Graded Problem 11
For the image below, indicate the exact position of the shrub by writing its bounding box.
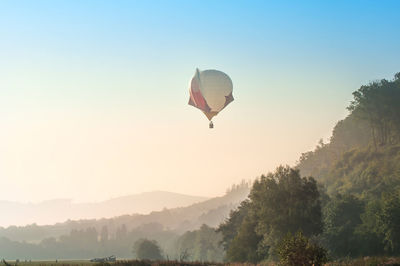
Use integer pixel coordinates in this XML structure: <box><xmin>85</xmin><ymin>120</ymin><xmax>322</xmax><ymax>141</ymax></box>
<box><xmin>276</xmin><ymin>231</ymin><xmax>328</xmax><ymax>266</ymax></box>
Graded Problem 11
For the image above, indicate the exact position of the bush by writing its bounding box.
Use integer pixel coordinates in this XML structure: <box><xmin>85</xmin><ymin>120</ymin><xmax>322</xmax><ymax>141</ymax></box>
<box><xmin>276</xmin><ymin>231</ymin><xmax>328</xmax><ymax>266</ymax></box>
<box><xmin>133</xmin><ymin>239</ymin><xmax>163</xmax><ymax>260</ymax></box>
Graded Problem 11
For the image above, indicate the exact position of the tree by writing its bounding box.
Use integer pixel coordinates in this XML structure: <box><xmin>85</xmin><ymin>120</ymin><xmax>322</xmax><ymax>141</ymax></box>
<box><xmin>133</xmin><ymin>239</ymin><xmax>163</xmax><ymax>260</ymax></box>
<box><xmin>250</xmin><ymin>166</ymin><xmax>323</xmax><ymax>257</ymax></box>
<box><xmin>225</xmin><ymin>216</ymin><xmax>262</xmax><ymax>263</ymax></box>
<box><xmin>378</xmin><ymin>193</ymin><xmax>400</xmax><ymax>253</ymax></box>
<box><xmin>217</xmin><ymin>199</ymin><xmax>250</xmax><ymax>251</ymax></box>
<box><xmin>322</xmin><ymin>194</ymin><xmax>364</xmax><ymax>257</ymax></box>
<box><xmin>220</xmin><ymin>166</ymin><xmax>323</xmax><ymax>262</ymax></box>
<box><xmin>276</xmin><ymin>231</ymin><xmax>327</xmax><ymax>266</ymax></box>
<box><xmin>356</xmin><ymin>199</ymin><xmax>385</xmax><ymax>256</ymax></box>
<box><xmin>348</xmin><ymin>73</ymin><xmax>400</xmax><ymax>146</ymax></box>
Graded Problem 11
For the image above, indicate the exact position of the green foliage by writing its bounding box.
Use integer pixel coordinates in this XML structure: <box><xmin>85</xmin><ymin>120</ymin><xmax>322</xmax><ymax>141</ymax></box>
<box><xmin>297</xmin><ymin>73</ymin><xmax>400</xmax><ymax>198</ymax></box>
<box><xmin>298</xmin><ymin>114</ymin><xmax>371</xmax><ymax>180</ymax></box>
<box><xmin>276</xmin><ymin>231</ymin><xmax>328</xmax><ymax>266</ymax></box>
<box><xmin>378</xmin><ymin>193</ymin><xmax>400</xmax><ymax>253</ymax></box>
<box><xmin>218</xmin><ymin>71</ymin><xmax>400</xmax><ymax>262</ymax></box>
<box><xmin>322</xmin><ymin>194</ymin><xmax>364</xmax><ymax>257</ymax></box>
<box><xmin>250</xmin><ymin>166</ymin><xmax>323</xmax><ymax>257</ymax></box>
<box><xmin>219</xmin><ymin>166</ymin><xmax>323</xmax><ymax>262</ymax></box>
<box><xmin>326</xmin><ymin>145</ymin><xmax>400</xmax><ymax>198</ymax></box>
<box><xmin>225</xmin><ymin>216</ymin><xmax>263</xmax><ymax>263</ymax></box>
<box><xmin>133</xmin><ymin>239</ymin><xmax>163</xmax><ymax>260</ymax></box>
<box><xmin>348</xmin><ymin>74</ymin><xmax>400</xmax><ymax>146</ymax></box>
<box><xmin>217</xmin><ymin>200</ymin><xmax>250</xmax><ymax>251</ymax></box>
<box><xmin>219</xmin><ymin>72</ymin><xmax>400</xmax><ymax>262</ymax></box>
<box><xmin>322</xmin><ymin>191</ymin><xmax>400</xmax><ymax>258</ymax></box>
<box><xmin>295</xmin><ymin>72</ymin><xmax>400</xmax><ymax>260</ymax></box>
<box><xmin>355</xmin><ymin>199</ymin><xmax>385</xmax><ymax>256</ymax></box>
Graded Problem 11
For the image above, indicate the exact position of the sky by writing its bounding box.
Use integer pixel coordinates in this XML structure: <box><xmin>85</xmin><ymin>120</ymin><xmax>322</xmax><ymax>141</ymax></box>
<box><xmin>0</xmin><ymin>0</ymin><xmax>399</xmax><ymax>203</ymax></box>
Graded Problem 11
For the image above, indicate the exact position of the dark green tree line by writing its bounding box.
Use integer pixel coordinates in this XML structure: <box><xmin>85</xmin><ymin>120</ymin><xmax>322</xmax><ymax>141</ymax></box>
<box><xmin>218</xmin><ymin>166</ymin><xmax>323</xmax><ymax>263</ymax></box>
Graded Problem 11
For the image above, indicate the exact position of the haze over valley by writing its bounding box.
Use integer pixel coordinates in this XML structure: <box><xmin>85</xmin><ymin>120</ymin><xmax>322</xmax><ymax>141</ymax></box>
<box><xmin>0</xmin><ymin>191</ymin><xmax>208</xmax><ymax>227</ymax></box>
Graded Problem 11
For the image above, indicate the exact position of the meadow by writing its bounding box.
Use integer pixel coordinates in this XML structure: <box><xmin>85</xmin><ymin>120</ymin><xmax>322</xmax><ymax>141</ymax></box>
<box><xmin>4</xmin><ymin>257</ymin><xmax>400</xmax><ymax>266</ymax></box>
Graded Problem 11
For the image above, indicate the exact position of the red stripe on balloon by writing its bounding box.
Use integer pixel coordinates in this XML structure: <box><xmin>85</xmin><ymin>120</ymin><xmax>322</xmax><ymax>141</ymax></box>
<box><xmin>190</xmin><ymin>78</ymin><xmax>207</xmax><ymax>111</ymax></box>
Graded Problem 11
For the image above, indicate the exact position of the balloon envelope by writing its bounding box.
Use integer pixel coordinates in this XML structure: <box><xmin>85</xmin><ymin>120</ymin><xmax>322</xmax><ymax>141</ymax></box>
<box><xmin>188</xmin><ymin>68</ymin><xmax>233</xmax><ymax>121</ymax></box>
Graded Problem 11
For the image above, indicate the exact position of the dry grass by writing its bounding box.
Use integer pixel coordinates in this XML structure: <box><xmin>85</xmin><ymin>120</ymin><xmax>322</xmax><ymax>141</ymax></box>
<box><xmin>4</xmin><ymin>257</ymin><xmax>400</xmax><ymax>266</ymax></box>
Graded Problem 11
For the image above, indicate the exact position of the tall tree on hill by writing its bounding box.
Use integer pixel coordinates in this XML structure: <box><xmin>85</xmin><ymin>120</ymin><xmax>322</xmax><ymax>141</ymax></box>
<box><xmin>348</xmin><ymin>73</ymin><xmax>400</xmax><ymax>147</ymax></box>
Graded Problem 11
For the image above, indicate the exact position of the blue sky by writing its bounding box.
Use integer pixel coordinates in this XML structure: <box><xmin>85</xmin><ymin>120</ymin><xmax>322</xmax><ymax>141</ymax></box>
<box><xmin>0</xmin><ymin>1</ymin><xmax>399</xmax><ymax>204</ymax></box>
<box><xmin>1</xmin><ymin>1</ymin><xmax>399</xmax><ymax>101</ymax></box>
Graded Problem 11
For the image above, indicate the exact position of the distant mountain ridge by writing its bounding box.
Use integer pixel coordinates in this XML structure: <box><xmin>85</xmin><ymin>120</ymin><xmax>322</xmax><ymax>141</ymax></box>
<box><xmin>0</xmin><ymin>184</ymin><xmax>250</xmax><ymax>243</ymax></box>
<box><xmin>0</xmin><ymin>191</ymin><xmax>208</xmax><ymax>227</ymax></box>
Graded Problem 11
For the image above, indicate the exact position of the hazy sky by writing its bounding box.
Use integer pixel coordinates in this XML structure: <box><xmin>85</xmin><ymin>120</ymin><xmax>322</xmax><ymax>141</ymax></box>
<box><xmin>0</xmin><ymin>1</ymin><xmax>399</xmax><ymax>203</ymax></box>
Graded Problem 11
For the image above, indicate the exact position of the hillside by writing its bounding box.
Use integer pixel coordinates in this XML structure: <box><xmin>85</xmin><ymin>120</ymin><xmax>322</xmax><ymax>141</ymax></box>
<box><xmin>297</xmin><ymin>73</ymin><xmax>400</xmax><ymax>199</ymax></box>
<box><xmin>0</xmin><ymin>183</ymin><xmax>250</xmax><ymax>243</ymax></box>
<box><xmin>216</xmin><ymin>73</ymin><xmax>400</xmax><ymax>263</ymax></box>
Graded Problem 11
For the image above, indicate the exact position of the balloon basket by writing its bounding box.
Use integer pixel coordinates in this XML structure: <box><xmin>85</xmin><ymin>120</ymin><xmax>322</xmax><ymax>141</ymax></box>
<box><xmin>209</xmin><ymin>121</ymin><xmax>214</xmax><ymax>129</ymax></box>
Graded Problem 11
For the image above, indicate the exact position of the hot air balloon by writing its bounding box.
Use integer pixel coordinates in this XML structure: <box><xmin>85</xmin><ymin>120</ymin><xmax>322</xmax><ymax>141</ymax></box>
<box><xmin>188</xmin><ymin>68</ymin><xmax>234</xmax><ymax>128</ymax></box>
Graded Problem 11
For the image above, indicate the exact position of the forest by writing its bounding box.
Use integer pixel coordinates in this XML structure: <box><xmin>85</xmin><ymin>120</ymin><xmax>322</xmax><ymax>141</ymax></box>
<box><xmin>0</xmin><ymin>183</ymin><xmax>250</xmax><ymax>261</ymax></box>
<box><xmin>216</xmin><ymin>72</ymin><xmax>400</xmax><ymax>264</ymax></box>
<box><xmin>1</xmin><ymin>73</ymin><xmax>400</xmax><ymax>265</ymax></box>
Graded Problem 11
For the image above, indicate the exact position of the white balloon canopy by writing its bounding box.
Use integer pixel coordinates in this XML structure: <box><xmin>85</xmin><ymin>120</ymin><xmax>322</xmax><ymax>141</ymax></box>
<box><xmin>188</xmin><ymin>68</ymin><xmax>234</xmax><ymax>127</ymax></box>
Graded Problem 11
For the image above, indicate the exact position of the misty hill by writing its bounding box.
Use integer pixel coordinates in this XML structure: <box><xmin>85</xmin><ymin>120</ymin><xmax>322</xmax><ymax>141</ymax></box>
<box><xmin>297</xmin><ymin>73</ymin><xmax>400</xmax><ymax>198</ymax></box>
<box><xmin>0</xmin><ymin>191</ymin><xmax>208</xmax><ymax>227</ymax></box>
<box><xmin>0</xmin><ymin>183</ymin><xmax>250</xmax><ymax>243</ymax></box>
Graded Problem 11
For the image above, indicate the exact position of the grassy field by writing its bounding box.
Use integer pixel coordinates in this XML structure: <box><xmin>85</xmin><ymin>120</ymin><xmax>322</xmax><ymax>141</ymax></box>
<box><xmin>2</xmin><ymin>261</ymin><xmax>95</xmax><ymax>266</ymax></box>
<box><xmin>3</xmin><ymin>257</ymin><xmax>400</xmax><ymax>266</ymax></box>
<box><xmin>1</xmin><ymin>260</ymin><xmax>224</xmax><ymax>266</ymax></box>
